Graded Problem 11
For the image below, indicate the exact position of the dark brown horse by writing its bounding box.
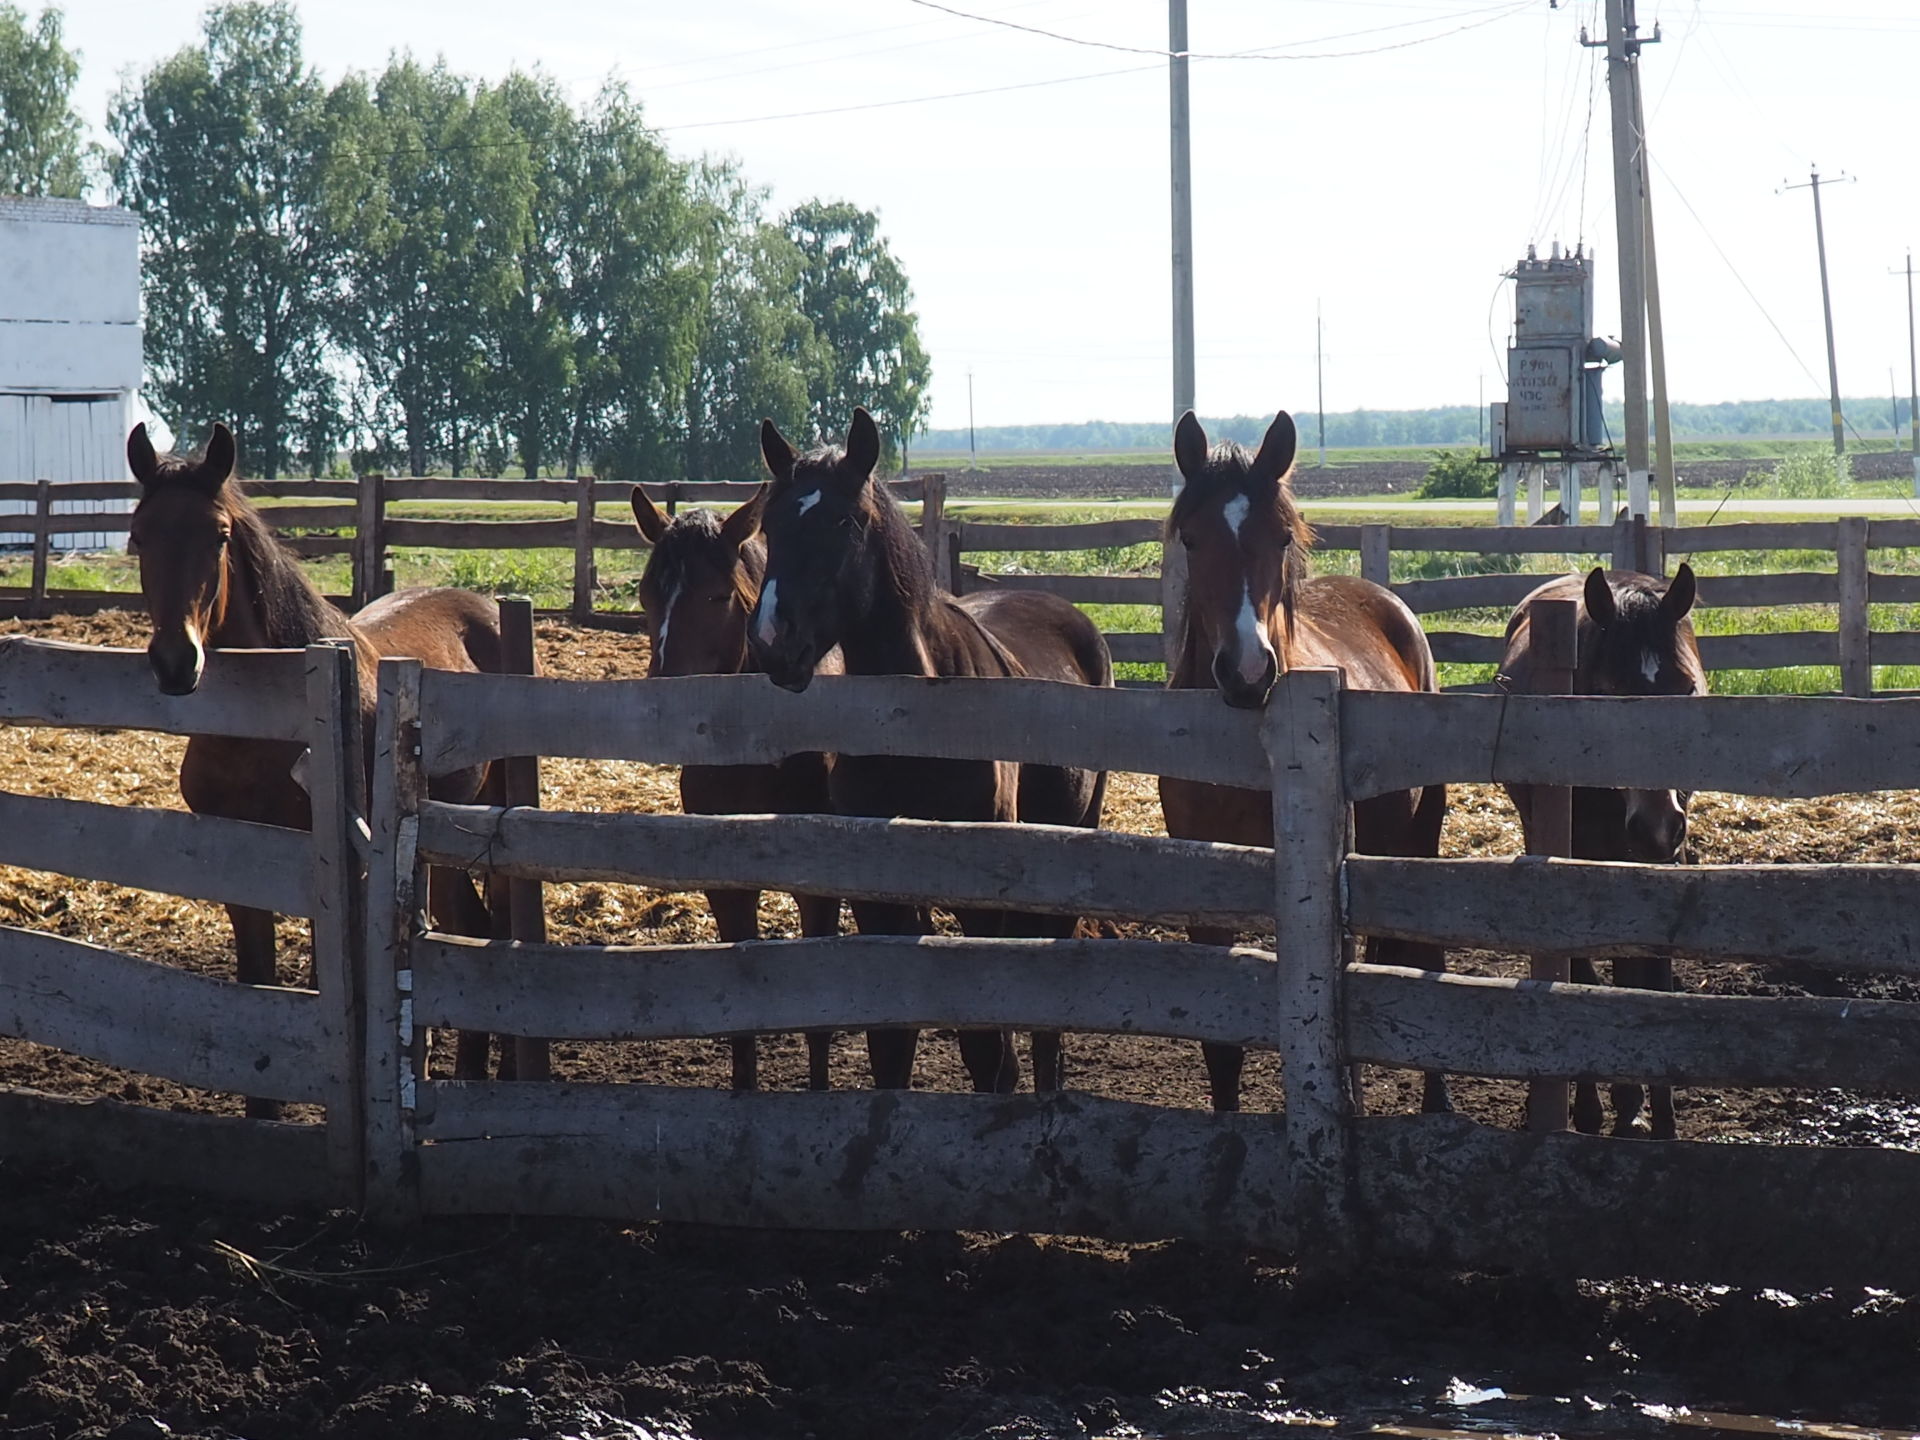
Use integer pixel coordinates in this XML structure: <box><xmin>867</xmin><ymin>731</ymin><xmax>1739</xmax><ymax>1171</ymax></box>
<box><xmin>1158</xmin><ymin>409</ymin><xmax>1451</xmax><ymax>1113</ymax></box>
<box><xmin>631</xmin><ymin>484</ymin><xmax>841</xmax><ymax>1092</ymax></box>
<box><xmin>1499</xmin><ymin>564</ymin><xmax>1704</xmax><ymax>1139</ymax></box>
<box><xmin>126</xmin><ymin>423</ymin><xmax>509</xmax><ymax>1113</ymax></box>
<box><xmin>748</xmin><ymin>408</ymin><xmax>1112</xmax><ymax>1094</ymax></box>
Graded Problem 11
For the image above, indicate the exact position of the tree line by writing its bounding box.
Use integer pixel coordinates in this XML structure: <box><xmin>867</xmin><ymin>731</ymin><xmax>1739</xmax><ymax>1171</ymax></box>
<box><xmin>1</xmin><ymin>2</ymin><xmax>931</xmax><ymax>480</ymax></box>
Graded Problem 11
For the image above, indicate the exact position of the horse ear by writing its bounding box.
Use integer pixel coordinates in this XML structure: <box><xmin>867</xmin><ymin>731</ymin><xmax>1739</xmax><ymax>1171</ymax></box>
<box><xmin>1173</xmin><ymin>411</ymin><xmax>1208</xmax><ymax>482</ymax></box>
<box><xmin>1250</xmin><ymin>410</ymin><xmax>1298</xmax><ymax>485</ymax></box>
<box><xmin>630</xmin><ymin>485</ymin><xmax>669</xmax><ymax>544</ymax></box>
<box><xmin>760</xmin><ymin>419</ymin><xmax>796</xmax><ymax>480</ymax></box>
<box><xmin>201</xmin><ymin>423</ymin><xmax>236</xmax><ymax>490</ymax></box>
<box><xmin>1583</xmin><ymin>567</ymin><xmax>1617</xmax><ymax>629</ymax></box>
<box><xmin>1661</xmin><ymin>562</ymin><xmax>1697</xmax><ymax>622</ymax></box>
<box><xmin>720</xmin><ymin>484</ymin><xmax>767</xmax><ymax>549</ymax></box>
<box><xmin>843</xmin><ymin>408</ymin><xmax>881</xmax><ymax>483</ymax></box>
<box><xmin>127</xmin><ymin>424</ymin><xmax>159</xmax><ymax>486</ymax></box>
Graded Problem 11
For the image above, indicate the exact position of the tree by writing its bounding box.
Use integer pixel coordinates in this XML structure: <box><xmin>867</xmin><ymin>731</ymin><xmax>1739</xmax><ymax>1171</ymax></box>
<box><xmin>784</xmin><ymin>199</ymin><xmax>931</xmax><ymax>466</ymax></box>
<box><xmin>0</xmin><ymin>4</ymin><xmax>86</xmax><ymax>197</ymax></box>
<box><xmin>111</xmin><ymin>2</ymin><xmax>340</xmax><ymax>478</ymax></box>
<box><xmin>678</xmin><ymin>161</ymin><xmax>824</xmax><ymax>481</ymax></box>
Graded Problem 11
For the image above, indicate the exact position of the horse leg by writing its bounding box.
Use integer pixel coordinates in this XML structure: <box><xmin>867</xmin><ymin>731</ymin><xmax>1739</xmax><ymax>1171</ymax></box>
<box><xmin>228</xmin><ymin>905</ymin><xmax>283</xmax><ymax>1121</ymax></box>
<box><xmin>1569</xmin><ymin>956</ymin><xmax>1607</xmax><ymax>1135</ymax></box>
<box><xmin>795</xmin><ymin>892</ymin><xmax>841</xmax><ymax>1091</ymax></box>
<box><xmin>707</xmin><ymin>889</ymin><xmax>762</xmax><ymax>1092</ymax></box>
<box><xmin>1187</xmin><ymin>924</ymin><xmax>1245</xmax><ymax>1112</ymax></box>
<box><xmin>1609</xmin><ymin>954</ymin><xmax>1676</xmax><ymax>1139</ymax></box>
<box><xmin>850</xmin><ymin>900</ymin><xmax>926</xmax><ymax>1089</ymax></box>
<box><xmin>951</xmin><ymin>907</ymin><xmax>1021</xmax><ymax>1095</ymax></box>
<box><xmin>429</xmin><ymin>866</ymin><xmax>497</xmax><ymax>1082</ymax></box>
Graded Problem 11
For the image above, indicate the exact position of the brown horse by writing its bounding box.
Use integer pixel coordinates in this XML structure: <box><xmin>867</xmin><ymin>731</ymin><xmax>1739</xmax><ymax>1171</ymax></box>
<box><xmin>1158</xmin><ymin>409</ymin><xmax>1451</xmax><ymax>1114</ymax></box>
<box><xmin>748</xmin><ymin>408</ymin><xmax>1112</xmax><ymax>1094</ymax></box>
<box><xmin>1499</xmin><ymin>564</ymin><xmax>1703</xmax><ymax>1139</ymax></box>
<box><xmin>631</xmin><ymin>484</ymin><xmax>842</xmax><ymax>1092</ymax></box>
<box><xmin>126</xmin><ymin>422</ymin><xmax>509</xmax><ymax>1114</ymax></box>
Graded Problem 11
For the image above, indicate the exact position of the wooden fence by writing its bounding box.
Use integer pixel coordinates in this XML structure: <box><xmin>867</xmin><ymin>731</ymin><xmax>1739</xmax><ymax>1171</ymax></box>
<box><xmin>0</xmin><ymin>475</ymin><xmax>942</xmax><ymax>627</ymax></box>
<box><xmin>5</xmin><ymin>638</ymin><xmax>1920</xmax><ymax>1287</ymax></box>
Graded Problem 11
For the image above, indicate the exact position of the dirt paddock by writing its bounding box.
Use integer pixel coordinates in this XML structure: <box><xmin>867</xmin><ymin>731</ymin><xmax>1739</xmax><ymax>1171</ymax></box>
<box><xmin>3</xmin><ymin>608</ymin><xmax>1919</xmax><ymax>1438</ymax></box>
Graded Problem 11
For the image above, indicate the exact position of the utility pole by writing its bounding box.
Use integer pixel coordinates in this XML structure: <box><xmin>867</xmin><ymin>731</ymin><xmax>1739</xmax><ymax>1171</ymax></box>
<box><xmin>1584</xmin><ymin>0</ymin><xmax>1658</xmax><ymax>517</ymax></box>
<box><xmin>1895</xmin><ymin>251</ymin><xmax>1919</xmax><ymax>477</ymax></box>
<box><xmin>1169</xmin><ymin>0</ymin><xmax>1195</xmax><ymax>484</ymax></box>
<box><xmin>967</xmin><ymin>369</ymin><xmax>976</xmax><ymax>469</ymax></box>
<box><xmin>1316</xmin><ymin>302</ymin><xmax>1327</xmax><ymax>467</ymax></box>
<box><xmin>1633</xmin><ymin>72</ymin><xmax>1677</xmax><ymax>527</ymax></box>
<box><xmin>1782</xmin><ymin>168</ymin><xmax>1852</xmax><ymax>457</ymax></box>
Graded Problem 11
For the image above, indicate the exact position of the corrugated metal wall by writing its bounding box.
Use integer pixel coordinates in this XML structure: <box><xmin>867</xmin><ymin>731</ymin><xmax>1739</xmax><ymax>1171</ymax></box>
<box><xmin>0</xmin><ymin>393</ymin><xmax>133</xmax><ymax>551</ymax></box>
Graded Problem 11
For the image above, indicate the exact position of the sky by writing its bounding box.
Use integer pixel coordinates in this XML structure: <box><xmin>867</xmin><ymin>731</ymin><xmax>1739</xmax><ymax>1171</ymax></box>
<box><xmin>58</xmin><ymin>0</ymin><xmax>1920</xmax><ymax>434</ymax></box>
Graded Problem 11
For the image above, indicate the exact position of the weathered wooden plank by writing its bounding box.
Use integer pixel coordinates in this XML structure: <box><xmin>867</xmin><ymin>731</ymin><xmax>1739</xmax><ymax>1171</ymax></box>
<box><xmin>0</xmin><ymin>636</ymin><xmax>310</xmax><ymax>741</ymax></box>
<box><xmin>418</xmin><ymin>671</ymin><xmax>1268</xmax><ymax>787</ymax></box>
<box><xmin>0</xmin><ymin>588</ymin><xmax>141</xmax><ymax>617</ymax></box>
<box><xmin>1264</xmin><ymin>668</ymin><xmax>1357</xmax><ymax>1251</ymax></box>
<box><xmin>1102</xmin><ymin>632</ymin><xmax>1164</xmax><ymax>664</ymax></box>
<box><xmin>1345</xmin><ymin>854</ymin><xmax>1920</xmax><ymax>973</ymax></box>
<box><xmin>963</xmin><ymin>570</ymin><xmax>1164</xmax><ymax>605</ymax></box>
<box><xmin>243</xmin><ymin>479</ymin><xmax>360</xmax><ymax>500</ymax></box>
<box><xmin>1391</xmin><ymin>572</ymin><xmax>1567</xmax><ymax>614</ymax></box>
<box><xmin>1869</xmin><ymin>630</ymin><xmax>1920</xmax><ymax>666</ymax></box>
<box><xmin>0</xmin><ymin>925</ymin><xmax>330</xmax><ymax>1102</ymax></box>
<box><xmin>412</xmin><ymin>933</ymin><xmax>1275</xmax><ymax>1046</ymax></box>
<box><xmin>957</xmin><ymin>518</ymin><xmax>1163</xmax><ymax>552</ymax></box>
<box><xmin>1314</xmin><ymin>524</ymin><xmax>1617</xmax><ymax>555</ymax></box>
<box><xmin>1839</xmin><ymin>516</ymin><xmax>1871</xmax><ymax>696</ymax></box>
<box><xmin>281</xmin><ymin>534</ymin><xmax>355</xmax><ymax>558</ymax></box>
<box><xmin>0</xmin><ymin>480</ymin><xmax>141</xmax><ymax>503</ymax></box>
<box><xmin>1868</xmin><ymin>519</ymin><xmax>1920</xmax><ymax>549</ymax></box>
<box><xmin>413</xmin><ymin>1084</ymin><xmax>1293</xmax><ymax>1247</ymax></box>
<box><xmin>385</xmin><ymin>477</ymin><xmax>577</xmax><ymax>502</ymax></box>
<box><xmin>0</xmin><ymin>791</ymin><xmax>312</xmax><ymax>916</ymax></box>
<box><xmin>1356</xmin><ymin>1112</ymin><xmax>1920</xmax><ymax>1290</ymax></box>
<box><xmin>416</xmin><ymin>805</ymin><xmax>1273</xmax><ymax>927</ymax></box>
<box><xmin>383</xmin><ymin>517</ymin><xmax>577</xmax><ymax>549</ymax></box>
<box><xmin>1340</xmin><ymin>689</ymin><xmax>1920</xmax><ymax>799</ymax></box>
<box><xmin>1696</xmin><ymin>570</ymin><xmax>1839</xmax><ymax>608</ymax></box>
<box><xmin>259</xmin><ymin>503</ymin><xmax>358</xmax><ymax>529</ymax></box>
<box><xmin>0</xmin><ymin>1085</ymin><xmax>348</xmax><ymax>1208</ymax></box>
<box><xmin>1346</xmin><ymin>962</ymin><xmax>1920</xmax><ymax>1090</ymax></box>
<box><xmin>571</xmin><ymin>473</ymin><xmax>597</xmax><ymax>621</ymax></box>
<box><xmin>1424</xmin><ymin>630</ymin><xmax>1505</xmax><ymax>664</ymax></box>
<box><xmin>43</xmin><ymin>510</ymin><xmax>132</xmax><ymax>534</ymax></box>
<box><xmin>1663</xmin><ymin>520</ymin><xmax>1841</xmax><ymax>552</ymax></box>
<box><xmin>1697</xmin><ymin>629</ymin><xmax>1838</xmax><ymax>670</ymax></box>
<box><xmin>1870</xmin><ymin>572</ymin><xmax>1920</xmax><ymax>604</ymax></box>
<box><xmin>27</xmin><ymin>478</ymin><xmax>51</xmax><ymax>619</ymax></box>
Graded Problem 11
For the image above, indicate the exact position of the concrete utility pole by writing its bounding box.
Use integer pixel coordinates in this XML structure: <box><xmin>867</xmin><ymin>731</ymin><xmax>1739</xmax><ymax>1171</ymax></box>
<box><xmin>1783</xmin><ymin>168</ymin><xmax>1852</xmax><ymax>456</ymax></box>
<box><xmin>1316</xmin><ymin>302</ymin><xmax>1327</xmax><ymax>467</ymax></box>
<box><xmin>1632</xmin><ymin>72</ymin><xmax>1677</xmax><ymax>526</ymax></box>
<box><xmin>1169</xmin><ymin>0</ymin><xmax>1195</xmax><ymax>475</ymax></box>
<box><xmin>1896</xmin><ymin>251</ymin><xmax>1919</xmax><ymax>487</ymax></box>
<box><xmin>1587</xmin><ymin>0</ymin><xmax>1656</xmax><ymax>515</ymax></box>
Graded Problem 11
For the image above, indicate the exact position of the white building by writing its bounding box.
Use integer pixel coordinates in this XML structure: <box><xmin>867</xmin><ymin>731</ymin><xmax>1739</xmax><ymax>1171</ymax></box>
<box><xmin>0</xmin><ymin>196</ymin><xmax>158</xmax><ymax>550</ymax></box>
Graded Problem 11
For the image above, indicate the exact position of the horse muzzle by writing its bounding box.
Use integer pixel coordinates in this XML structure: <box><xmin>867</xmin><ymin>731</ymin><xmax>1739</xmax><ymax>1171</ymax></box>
<box><xmin>148</xmin><ymin>634</ymin><xmax>205</xmax><ymax>696</ymax></box>
<box><xmin>1212</xmin><ymin>649</ymin><xmax>1277</xmax><ymax>709</ymax></box>
<box><xmin>1624</xmin><ymin>792</ymin><xmax>1688</xmax><ymax>862</ymax></box>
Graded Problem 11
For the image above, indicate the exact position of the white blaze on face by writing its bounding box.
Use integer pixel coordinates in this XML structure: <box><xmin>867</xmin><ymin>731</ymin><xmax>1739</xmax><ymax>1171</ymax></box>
<box><xmin>1220</xmin><ymin>494</ymin><xmax>1250</xmax><ymax>537</ymax></box>
<box><xmin>1217</xmin><ymin>494</ymin><xmax>1271</xmax><ymax>685</ymax></box>
<box><xmin>1641</xmin><ymin>650</ymin><xmax>1661</xmax><ymax>684</ymax></box>
<box><xmin>796</xmin><ymin>489</ymin><xmax>820</xmax><ymax>517</ymax></box>
<box><xmin>654</xmin><ymin>584</ymin><xmax>679</xmax><ymax>666</ymax></box>
<box><xmin>754</xmin><ymin>578</ymin><xmax>782</xmax><ymax>648</ymax></box>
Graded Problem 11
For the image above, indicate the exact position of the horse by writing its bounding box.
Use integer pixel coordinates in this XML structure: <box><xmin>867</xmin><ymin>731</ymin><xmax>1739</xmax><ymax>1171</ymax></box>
<box><xmin>631</xmin><ymin>484</ymin><xmax>842</xmax><ymax>1092</ymax></box>
<box><xmin>1498</xmin><ymin>564</ymin><xmax>1703</xmax><ymax>1140</ymax></box>
<box><xmin>126</xmin><ymin>422</ymin><xmax>510</xmax><ymax>1115</ymax></box>
<box><xmin>747</xmin><ymin>408</ymin><xmax>1112</xmax><ymax>1094</ymax></box>
<box><xmin>1158</xmin><ymin>409</ymin><xmax>1451</xmax><ymax>1115</ymax></box>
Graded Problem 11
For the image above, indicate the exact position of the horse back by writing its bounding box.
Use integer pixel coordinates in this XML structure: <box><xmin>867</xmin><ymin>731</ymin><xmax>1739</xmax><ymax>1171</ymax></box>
<box><xmin>1288</xmin><ymin>575</ymin><xmax>1434</xmax><ymax>694</ymax></box>
<box><xmin>951</xmin><ymin>590</ymin><xmax>1113</xmax><ymax>687</ymax></box>
<box><xmin>353</xmin><ymin>587</ymin><xmax>507</xmax><ymax>676</ymax></box>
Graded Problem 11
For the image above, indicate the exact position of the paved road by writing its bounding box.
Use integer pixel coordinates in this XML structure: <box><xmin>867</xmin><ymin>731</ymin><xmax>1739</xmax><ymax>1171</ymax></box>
<box><xmin>954</xmin><ymin>495</ymin><xmax>1920</xmax><ymax>517</ymax></box>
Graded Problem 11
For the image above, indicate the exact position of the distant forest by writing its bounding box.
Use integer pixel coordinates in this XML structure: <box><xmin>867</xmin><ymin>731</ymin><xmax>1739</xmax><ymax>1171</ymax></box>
<box><xmin>919</xmin><ymin>397</ymin><xmax>1916</xmax><ymax>454</ymax></box>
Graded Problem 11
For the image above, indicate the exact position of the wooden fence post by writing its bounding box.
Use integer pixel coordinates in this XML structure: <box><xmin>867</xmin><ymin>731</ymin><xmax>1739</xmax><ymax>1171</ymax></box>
<box><xmin>305</xmin><ymin>639</ymin><xmax>368</xmax><ymax>1204</ymax></box>
<box><xmin>1160</xmin><ymin>532</ymin><xmax>1188</xmax><ymax>671</ymax></box>
<box><xmin>354</xmin><ymin>473</ymin><xmax>387</xmax><ymax>607</ymax></box>
<box><xmin>572</xmin><ymin>473</ymin><xmax>597</xmax><ymax>623</ymax></box>
<box><xmin>1837</xmin><ymin>515</ymin><xmax>1870</xmax><ymax>697</ymax></box>
<box><xmin>1359</xmin><ymin>524</ymin><xmax>1391</xmax><ymax>589</ymax></box>
<box><xmin>27</xmin><ymin>478</ymin><xmax>52</xmax><ymax>620</ymax></box>
<box><xmin>1610</xmin><ymin>513</ymin><xmax>1636</xmax><ymax>574</ymax></box>
<box><xmin>1263</xmin><ymin>666</ymin><xmax>1358</xmax><ymax>1260</ymax></box>
<box><xmin>948</xmin><ymin>532</ymin><xmax>966</xmax><ymax>598</ymax></box>
<box><xmin>919</xmin><ymin>472</ymin><xmax>952</xmax><ymax>592</ymax></box>
<box><xmin>498</xmin><ymin>597</ymin><xmax>551</xmax><ymax>1081</ymax></box>
<box><xmin>363</xmin><ymin>656</ymin><xmax>426</xmax><ymax>1220</ymax></box>
<box><xmin>1526</xmin><ymin>597</ymin><xmax>1577</xmax><ymax>1133</ymax></box>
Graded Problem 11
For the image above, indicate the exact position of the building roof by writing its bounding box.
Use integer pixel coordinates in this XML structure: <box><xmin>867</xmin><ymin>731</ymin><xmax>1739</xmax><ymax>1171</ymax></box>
<box><xmin>0</xmin><ymin>197</ymin><xmax>138</xmax><ymax>227</ymax></box>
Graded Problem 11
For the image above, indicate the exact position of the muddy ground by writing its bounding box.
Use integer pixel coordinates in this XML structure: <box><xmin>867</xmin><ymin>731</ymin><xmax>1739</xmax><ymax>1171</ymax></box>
<box><xmin>3</xmin><ymin>610</ymin><xmax>1919</xmax><ymax>1438</ymax></box>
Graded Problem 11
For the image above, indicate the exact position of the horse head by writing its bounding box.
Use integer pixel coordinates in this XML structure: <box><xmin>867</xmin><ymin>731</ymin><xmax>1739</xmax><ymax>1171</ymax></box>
<box><xmin>127</xmin><ymin>422</ymin><xmax>240</xmax><ymax>696</ymax></box>
<box><xmin>1168</xmin><ymin>409</ymin><xmax>1313</xmax><ymax>708</ymax></box>
<box><xmin>632</xmin><ymin>486</ymin><xmax>767</xmax><ymax>679</ymax></box>
<box><xmin>749</xmin><ymin>408</ymin><xmax>885</xmax><ymax>693</ymax></box>
<box><xmin>1579</xmin><ymin>563</ymin><xmax>1703</xmax><ymax>861</ymax></box>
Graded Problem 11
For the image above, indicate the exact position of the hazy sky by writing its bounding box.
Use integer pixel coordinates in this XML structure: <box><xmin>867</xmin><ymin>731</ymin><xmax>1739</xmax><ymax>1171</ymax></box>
<box><xmin>61</xmin><ymin>1</ymin><xmax>1920</xmax><ymax>432</ymax></box>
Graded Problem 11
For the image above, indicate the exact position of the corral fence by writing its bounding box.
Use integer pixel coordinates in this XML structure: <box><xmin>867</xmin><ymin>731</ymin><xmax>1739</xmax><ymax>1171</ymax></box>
<box><xmin>5</xmin><ymin>634</ymin><xmax>1920</xmax><ymax>1290</ymax></box>
<box><xmin>0</xmin><ymin>474</ymin><xmax>945</xmax><ymax>630</ymax></box>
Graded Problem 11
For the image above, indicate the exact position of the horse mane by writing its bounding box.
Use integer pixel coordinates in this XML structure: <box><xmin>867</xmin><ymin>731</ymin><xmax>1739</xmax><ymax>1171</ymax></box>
<box><xmin>1596</xmin><ymin>573</ymin><xmax>1700</xmax><ymax>675</ymax></box>
<box><xmin>642</xmin><ymin>507</ymin><xmax>764</xmax><ymax>611</ymax></box>
<box><xmin>1166</xmin><ymin>438</ymin><xmax>1315</xmax><ymax>623</ymax></box>
<box><xmin>220</xmin><ymin>484</ymin><xmax>356</xmax><ymax>647</ymax></box>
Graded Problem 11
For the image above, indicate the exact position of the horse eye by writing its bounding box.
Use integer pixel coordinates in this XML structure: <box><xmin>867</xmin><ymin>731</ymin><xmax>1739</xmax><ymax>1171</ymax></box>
<box><xmin>213</xmin><ymin>532</ymin><xmax>230</xmax><ymax>549</ymax></box>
